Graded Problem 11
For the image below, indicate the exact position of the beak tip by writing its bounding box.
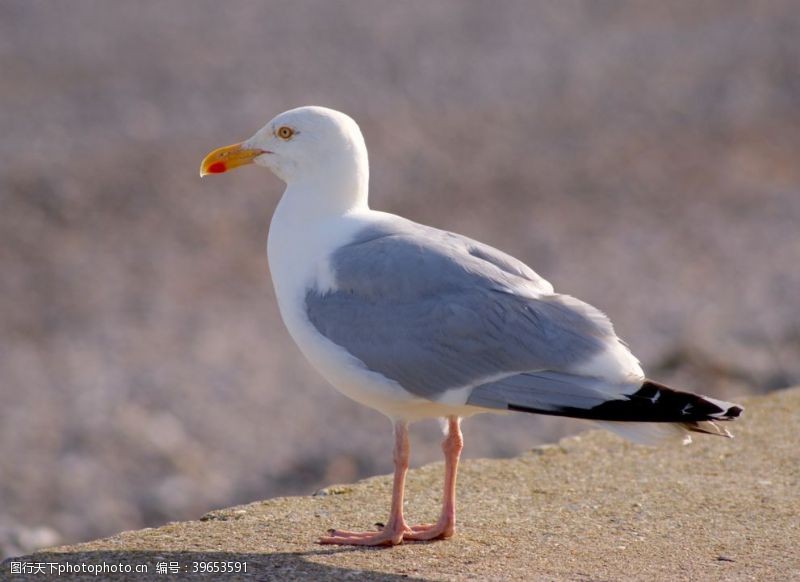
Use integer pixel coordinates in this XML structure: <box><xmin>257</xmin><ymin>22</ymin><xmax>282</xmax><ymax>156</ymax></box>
<box><xmin>199</xmin><ymin>141</ymin><xmax>255</xmax><ymax>179</ymax></box>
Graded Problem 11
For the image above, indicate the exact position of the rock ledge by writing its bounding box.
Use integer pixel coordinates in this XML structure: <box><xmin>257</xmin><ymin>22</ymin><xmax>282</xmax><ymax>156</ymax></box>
<box><xmin>4</xmin><ymin>388</ymin><xmax>799</xmax><ymax>581</ymax></box>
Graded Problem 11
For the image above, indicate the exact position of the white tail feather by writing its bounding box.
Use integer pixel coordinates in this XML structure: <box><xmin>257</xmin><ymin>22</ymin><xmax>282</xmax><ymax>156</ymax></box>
<box><xmin>596</xmin><ymin>421</ymin><xmax>693</xmax><ymax>446</ymax></box>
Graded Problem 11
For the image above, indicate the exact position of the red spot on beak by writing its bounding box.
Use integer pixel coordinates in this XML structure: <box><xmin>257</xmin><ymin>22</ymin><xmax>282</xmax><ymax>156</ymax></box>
<box><xmin>207</xmin><ymin>161</ymin><xmax>227</xmax><ymax>174</ymax></box>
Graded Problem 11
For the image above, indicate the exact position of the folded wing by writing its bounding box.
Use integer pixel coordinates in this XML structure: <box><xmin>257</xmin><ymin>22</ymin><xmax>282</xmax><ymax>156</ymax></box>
<box><xmin>306</xmin><ymin>216</ymin><xmax>639</xmax><ymax>400</ymax></box>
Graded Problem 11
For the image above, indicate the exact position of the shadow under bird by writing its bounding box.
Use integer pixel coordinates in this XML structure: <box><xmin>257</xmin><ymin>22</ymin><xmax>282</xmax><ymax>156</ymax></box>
<box><xmin>199</xmin><ymin>106</ymin><xmax>743</xmax><ymax>546</ymax></box>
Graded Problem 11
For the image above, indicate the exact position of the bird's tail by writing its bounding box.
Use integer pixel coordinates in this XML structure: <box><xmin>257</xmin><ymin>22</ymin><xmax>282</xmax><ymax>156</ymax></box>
<box><xmin>592</xmin><ymin>379</ymin><xmax>743</xmax><ymax>445</ymax></box>
<box><xmin>467</xmin><ymin>374</ymin><xmax>743</xmax><ymax>445</ymax></box>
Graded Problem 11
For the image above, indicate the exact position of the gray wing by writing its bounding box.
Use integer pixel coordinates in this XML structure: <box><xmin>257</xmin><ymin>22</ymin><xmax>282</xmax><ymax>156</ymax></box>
<box><xmin>305</xmin><ymin>217</ymin><xmax>622</xmax><ymax>402</ymax></box>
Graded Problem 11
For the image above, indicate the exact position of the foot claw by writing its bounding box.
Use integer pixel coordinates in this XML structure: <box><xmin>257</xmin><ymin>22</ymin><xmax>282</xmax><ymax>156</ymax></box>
<box><xmin>402</xmin><ymin>522</ymin><xmax>454</xmax><ymax>541</ymax></box>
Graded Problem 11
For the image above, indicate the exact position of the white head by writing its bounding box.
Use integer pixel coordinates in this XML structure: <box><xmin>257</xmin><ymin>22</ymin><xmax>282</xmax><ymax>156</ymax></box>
<box><xmin>200</xmin><ymin>106</ymin><xmax>370</xmax><ymax>213</ymax></box>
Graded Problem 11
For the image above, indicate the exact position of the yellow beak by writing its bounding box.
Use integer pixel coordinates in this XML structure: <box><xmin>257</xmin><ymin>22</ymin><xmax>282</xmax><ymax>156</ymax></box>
<box><xmin>199</xmin><ymin>142</ymin><xmax>267</xmax><ymax>177</ymax></box>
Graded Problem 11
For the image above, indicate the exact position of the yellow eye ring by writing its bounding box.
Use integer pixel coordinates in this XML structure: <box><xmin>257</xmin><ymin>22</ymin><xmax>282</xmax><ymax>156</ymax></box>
<box><xmin>276</xmin><ymin>126</ymin><xmax>294</xmax><ymax>140</ymax></box>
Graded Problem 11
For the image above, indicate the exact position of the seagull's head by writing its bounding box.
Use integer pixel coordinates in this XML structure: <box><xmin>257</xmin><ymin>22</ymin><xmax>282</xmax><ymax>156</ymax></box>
<box><xmin>200</xmin><ymin>106</ymin><xmax>368</xmax><ymax>186</ymax></box>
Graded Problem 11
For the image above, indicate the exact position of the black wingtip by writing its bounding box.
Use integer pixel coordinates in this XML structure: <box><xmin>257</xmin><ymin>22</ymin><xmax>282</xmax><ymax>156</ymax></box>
<box><xmin>552</xmin><ymin>379</ymin><xmax>744</xmax><ymax>423</ymax></box>
<box><xmin>725</xmin><ymin>405</ymin><xmax>744</xmax><ymax>419</ymax></box>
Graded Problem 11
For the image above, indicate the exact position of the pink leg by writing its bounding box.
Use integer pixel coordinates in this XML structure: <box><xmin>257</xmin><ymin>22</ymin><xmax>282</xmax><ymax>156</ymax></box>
<box><xmin>404</xmin><ymin>416</ymin><xmax>463</xmax><ymax>541</ymax></box>
<box><xmin>319</xmin><ymin>416</ymin><xmax>464</xmax><ymax>546</ymax></box>
<box><xmin>319</xmin><ymin>421</ymin><xmax>411</xmax><ymax>546</ymax></box>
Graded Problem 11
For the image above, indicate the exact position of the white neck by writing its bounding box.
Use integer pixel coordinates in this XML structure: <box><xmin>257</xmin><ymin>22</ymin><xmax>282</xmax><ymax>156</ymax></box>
<box><xmin>267</xmin><ymin>150</ymin><xmax>372</xmax><ymax>302</ymax></box>
<box><xmin>280</xmin><ymin>148</ymin><xmax>369</xmax><ymax>222</ymax></box>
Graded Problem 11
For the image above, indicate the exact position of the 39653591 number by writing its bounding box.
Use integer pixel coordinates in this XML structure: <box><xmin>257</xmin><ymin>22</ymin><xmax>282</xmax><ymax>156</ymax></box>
<box><xmin>191</xmin><ymin>561</ymin><xmax>247</xmax><ymax>573</ymax></box>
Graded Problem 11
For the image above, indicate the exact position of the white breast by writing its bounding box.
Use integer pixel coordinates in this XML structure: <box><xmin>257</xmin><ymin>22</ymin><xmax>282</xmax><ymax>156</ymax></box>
<box><xmin>267</xmin><ymin>201</ymin><xmax>442</xmax><ymax>419</ymax></box>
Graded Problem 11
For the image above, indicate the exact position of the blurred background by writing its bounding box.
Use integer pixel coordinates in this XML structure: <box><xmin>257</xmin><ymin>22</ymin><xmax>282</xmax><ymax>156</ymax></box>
<box><xmin>1</xmin><ymin>0</ymin><xmax>799</xmax><ymax>558</ymax></box>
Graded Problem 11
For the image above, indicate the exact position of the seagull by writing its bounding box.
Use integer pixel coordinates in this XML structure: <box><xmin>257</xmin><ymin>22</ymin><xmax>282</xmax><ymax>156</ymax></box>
<box><xmin>199</xmin><ymin>106</ymin><xmax>743</xmax><ymax>546</ymax></box>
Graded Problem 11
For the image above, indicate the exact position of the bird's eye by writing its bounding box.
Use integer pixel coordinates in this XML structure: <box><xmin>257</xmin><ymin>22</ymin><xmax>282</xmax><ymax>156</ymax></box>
<box><xmin>276</xmin><ymin>126</ymin><xmax>294</xmax><ymax>140</ymax></box>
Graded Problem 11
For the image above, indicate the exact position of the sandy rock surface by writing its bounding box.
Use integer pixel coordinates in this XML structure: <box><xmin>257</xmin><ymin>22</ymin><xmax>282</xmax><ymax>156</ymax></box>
<box><xmin>5</xmin><ymin>387</ymin><xmax>798</xmax><ymax>581</ymax></box>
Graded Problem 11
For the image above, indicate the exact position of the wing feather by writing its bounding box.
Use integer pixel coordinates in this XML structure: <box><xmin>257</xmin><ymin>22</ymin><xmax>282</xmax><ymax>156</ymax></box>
<box><xmin>306</xmin><ymin>218</ymin><xmax>632</xmax><ymax>401</ymax></box>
